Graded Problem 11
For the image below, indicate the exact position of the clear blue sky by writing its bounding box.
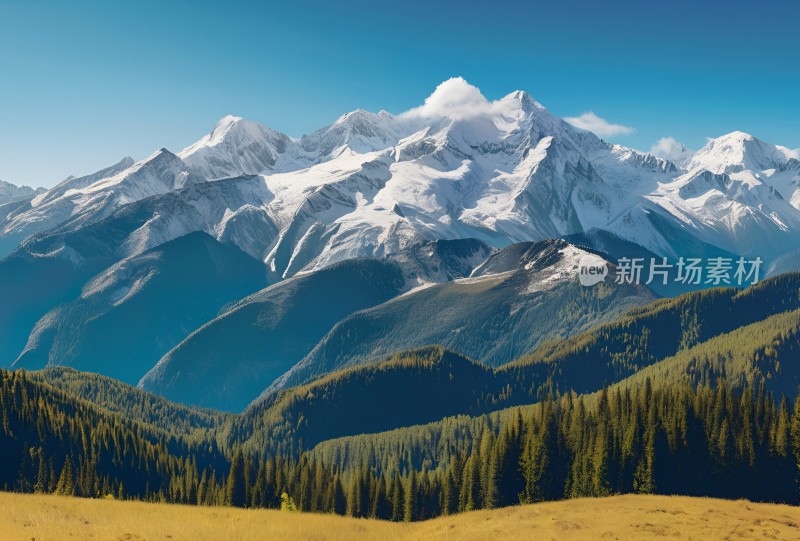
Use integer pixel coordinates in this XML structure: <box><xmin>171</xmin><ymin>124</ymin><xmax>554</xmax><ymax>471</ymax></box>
<box><xmin>1</xmin><ymin>0</ymin><xmax>798</xmax><ymax>187</ymax></box>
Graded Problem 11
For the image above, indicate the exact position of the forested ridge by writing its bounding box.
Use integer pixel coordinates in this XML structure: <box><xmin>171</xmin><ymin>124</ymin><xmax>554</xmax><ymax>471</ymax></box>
<box><xmin>310</xmin><ymin>308</ymin><xmax>800</xmax><ymax>476</ymax></box>
<box><xmin>1</xmin><ymin>272</ymin><xmax>800</xmax><ymax>520</ymax></box>
<box><xmin>230</xmin><ymin>272</ymin><xmax>800</xmax><ymax>457</ymax></box>
<box><xmin>6</xmin><ymin>368</ymin><xmax>800</xmax><ymax>520</ymax></box>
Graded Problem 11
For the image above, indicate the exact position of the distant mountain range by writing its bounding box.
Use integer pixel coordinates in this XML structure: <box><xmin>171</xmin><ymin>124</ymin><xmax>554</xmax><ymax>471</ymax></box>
<box><xmin>2</xmin><ymin>78</ymin><xmax>800</xmax><ymax>410</ymax></box>
<box><xmin>0</xmin><ymin>179</ymin><xmax>44</xmax><ymax>206</ymax></box>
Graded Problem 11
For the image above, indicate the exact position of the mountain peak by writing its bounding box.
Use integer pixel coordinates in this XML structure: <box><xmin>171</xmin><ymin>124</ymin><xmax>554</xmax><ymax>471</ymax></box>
<box><xmin>301</xmin><ymin>107</ymin><xmax>402</xmax><ymax>156</ymax></box>
<box><xmin>689</xmin><ymin>131</ymin><xmax>792</xmax><ymax>174</ymax></box>
<box><xmin>0</xmin><ymin>179</ymin><xmax>43</xmax><ymax>205</ymax></box>
<box><xmin>332</xmin><ymin>108</ymin><xmax>387</xmax><ymax>129</ymax></box>
<box><xmin>177</xmin><ymin>115</ymin><xmax>291</xmax><ymax>179</ymax></box>
<box><xmin>152</xmin><ymin>147</ymin><xmax>179</xmax><ymax>160</ymax></box>
<box><xmin>217</xmin><ymin>113</ymin><xmax>244</xmax><ymax>126</ymax></box>
<box><xmin>718</xmin><ymin>130</ymin><xmax>755</xmax><ymax>142</ymax></box>
<box><xmin>205</xmin><ymin>115</ymin><xmax>245</xmax><ymax>143</ymax></box>
<box><xmin>502</xmin><ymin>90</ymin><xmax>544</xmax><ymax>111</ymax></box>
<box><xmin>204</xmin><ymin>115</ymin><xmax>274</xmax><ymax>148</ymax></box>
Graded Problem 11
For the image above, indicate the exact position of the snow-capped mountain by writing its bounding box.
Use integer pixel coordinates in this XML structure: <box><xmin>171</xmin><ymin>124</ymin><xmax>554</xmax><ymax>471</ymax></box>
<box><xmin>688</xmin><ymin>131</ymin><xmax>800</xmax><ymax>209</ymax></box>
<box><xmin>632</xmin><ymin>132</ymin><xmax>800</xmax><ymax>260</ymax></box>
<box><xmin>3</xmin><ymin>77</ymin><xmax>800</xmax><ymax>409</ymax></box>
<box><xmin>178</xmin><ymin>115</ymin><xmax>293</xmax><ymax>179</ymax></box>
<box><xmin>2</xmin><ymin>77</ymin><xmax>800</xmax><ymax>285</ymax></box>
<box><xmin>0</xmin><ymin>179</ymin><xmax>45</xmax><ymax>205</ymax></box>
<box><xmin>689</xmin><ymin>131</ymin><xmax>797</xmax><ymax>175</ymax></box>
<box><xmin>0</xmin><ymin>151</ymin><xmax>201</xmax><ymax>259</ymax></box>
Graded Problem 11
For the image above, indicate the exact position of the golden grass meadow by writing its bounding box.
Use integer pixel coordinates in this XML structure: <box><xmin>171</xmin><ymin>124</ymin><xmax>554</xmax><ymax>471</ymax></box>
<box><xmin>3</xmin><ymin>491</ymin><xmax>800</xmax><ymax>541</ymax></box>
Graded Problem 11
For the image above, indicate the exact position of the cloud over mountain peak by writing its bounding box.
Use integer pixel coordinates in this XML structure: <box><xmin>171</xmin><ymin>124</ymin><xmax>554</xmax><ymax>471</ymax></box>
<box><xmin>402</xmin><ymin>77</ymin><xmax>493</xmax><ymax>120</ymax></box>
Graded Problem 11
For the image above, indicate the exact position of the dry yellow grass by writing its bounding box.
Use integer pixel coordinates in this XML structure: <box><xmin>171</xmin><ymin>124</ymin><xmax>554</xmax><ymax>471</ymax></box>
<box><xmin>3</xmin><ymin>491</ymin><xmax>800</xmax><ymax>541</ymax></box>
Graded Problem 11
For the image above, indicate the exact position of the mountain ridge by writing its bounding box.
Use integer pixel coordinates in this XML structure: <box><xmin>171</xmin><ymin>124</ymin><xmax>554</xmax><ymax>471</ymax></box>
<box><xmin>4</xmin><ymin>79</ymin><xmax>799</xmax><ymax>275</ymax></box>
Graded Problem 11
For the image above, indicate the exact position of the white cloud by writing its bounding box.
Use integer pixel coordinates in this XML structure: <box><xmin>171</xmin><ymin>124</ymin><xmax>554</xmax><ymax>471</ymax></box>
<box><xmin>563</xmin><ymin>111</ymin><xmax>634</xmax><ymax>137</ymax></box>
<box><xmin>649</xmin><ymin>136</ymin><xmax>695</xmax><ymax>167</ymax></box>
<box><xmin>403</xmin><ymin>79</ymin><xmax>637</xmax><ymax>142</ymax></box>
<box><xmin>650</xmin><ymin>136</ymin><xmax>682</xmax><ymax>157</ymax></box>
<box><xmin>402</xmin><ymin>77</ymin><xmax>493</xmax><ymax>120</ymax></box>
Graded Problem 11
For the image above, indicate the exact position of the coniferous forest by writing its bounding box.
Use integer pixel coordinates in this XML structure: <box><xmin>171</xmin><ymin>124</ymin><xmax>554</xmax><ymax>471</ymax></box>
<box><xmin>2</xmin><ymin>273</ymin><xmax>800</xmax><ymax>520</ymax></box>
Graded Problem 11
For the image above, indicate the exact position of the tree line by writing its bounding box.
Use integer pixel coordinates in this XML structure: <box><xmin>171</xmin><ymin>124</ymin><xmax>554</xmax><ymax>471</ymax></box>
<box><xmin>6</xmin><ymin>365</ymin><xmax>800</xmax><ymax>520</ymax></box>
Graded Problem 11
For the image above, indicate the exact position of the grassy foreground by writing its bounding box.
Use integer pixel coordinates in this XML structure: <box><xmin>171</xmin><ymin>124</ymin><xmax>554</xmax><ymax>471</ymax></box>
<box><xmin>3</xmin><ymin>492</ymin><xmax>800</xmax><ymax>541</ymax></box>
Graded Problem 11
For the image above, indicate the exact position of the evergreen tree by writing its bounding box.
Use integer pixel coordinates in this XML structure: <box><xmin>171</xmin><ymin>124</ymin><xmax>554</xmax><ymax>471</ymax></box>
<box><xmin>390</xmin><ymin>474</ymin><xmax>404</xmax><ymax>522</ymax></box>
<box><xmin>404</xmin><ymin>469</ymin><xmax>418</xmax><ymax>522</ymax></box>
<box><xmin>332</xmin><ymin>474</ymin><xmax>347</xmax><ymax>515</ymax></box>
<box><xmin>227</xmin><ymin>450</ymin><xmax>247</xmax><ymax>507</ymax></box>
<box><xmin>34</xmin><ymin>450</ymin><xmax>47</xmax><ymax>494</ymax></box>
<box><xmin>55</xmin><ymin>456</ymin><xmax>75</xmax><ymax>496</ymax></box>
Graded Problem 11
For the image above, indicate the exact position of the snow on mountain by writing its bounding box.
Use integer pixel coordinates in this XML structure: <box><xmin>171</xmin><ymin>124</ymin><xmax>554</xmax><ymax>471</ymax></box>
<box><xmin>178</xmin><ymin>115</ymin><xmax>293</xmax><ymax>179</ymax></box>
<box><xmin>30</xmin><ymin>157</ymin><xmax>135</xmax><ymax>208</ymax></box>
<box><xmin>0</xmin><ymin>180</ymin><xmax>45</xmax><ymax>206</ymax></box>
<box><xmin>0</xmin><ymin>150</ymin><xmax>203</xmax><ymax>259</ymax></box>
<box><xmin>689</xmin><ymin>131</ymin><xmax>796</xmax><ymax>175</ymax></box>
<box><xmin>298</xmin><ymin>109</ymin><xmax>409</xmax><ymax>160</ymax></box>
<box><xmin>688</xmin><ymin>132</ymin><xmax>800</xmax><ymax>204</ymax></box>
<box><xmin>2</xmin><ymin>77</ymin><xmax>800</xmax><ymax>276</ymax></box>
<box><xmin>636</xmin><ymin>132</ymin><xmax>800</xmax><ymax>256</ymax></box>
<box><xmin>6</xmin><ymin>77</ymin><xmax>800</xmax><ymax>405</ymax></box>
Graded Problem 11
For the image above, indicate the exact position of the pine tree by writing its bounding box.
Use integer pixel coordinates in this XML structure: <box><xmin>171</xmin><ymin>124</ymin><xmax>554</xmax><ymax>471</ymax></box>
<box><xmin>775</xmin><ymin>396</ymin><xmax>791</xmax><ymax>457</ymax></box>
<box><xmin>441</xmin><ymin>470</ymin><xmax>457</xmax><ymax>515</ymax></box>
<box><xmin>251</xmin><ymin>461</ymin><xmax>266</xmax><ymax>508</ymax></box>
<box><xmin>633</xmin><ymin>403</ymin><xmax>656</xmax><ymax>494</ymax></box>
<box><xmin>34</xmin><ymin>450</ymin><xmax>47</xmax><ymax>494</ymax></box>
<box><xmin>332</xmin><ymin>474</ymin><xmax>347</xmax><ymax>515</ymax></box>
<box><xmin>371</xmin><ymin>474</ymin><xmax>390</xmax><ymax>519</ymax></box>
<box><xmin>458</xmin><ymin>452</ymin><xmax>481</xmax><ymax>512</ymax></box>
<box><xmin>227</xmin><ymin>450</ymin><xmax>247</xmax><ymax>507</ymax></box>
<box><xmin>390</xmin><ymin>473</ymin><xmax>404</xmax><ymax>522</ymax></box>
<box><xmin>520</xmin><ymin>430</ymin><xmax>547</xmax><ymax>503</ymax></box>
<box><xmin>481</xmin><ymin>432</ymin><xmax>499</xmax><ymax>509</ymax></box>
<box><xmin>404</xmin><ymin>469</ymin><xmax>418</xmax><ymax>522</ymax></box>
<box><xmin>55</xmin><ymin>456</ymin><xmax>75</xmax><ymax>496</ymax></box>
<box><xmin>347</xmin><ymin>469</ymin><xmax>360</xmax><ymax>517</ymax></box>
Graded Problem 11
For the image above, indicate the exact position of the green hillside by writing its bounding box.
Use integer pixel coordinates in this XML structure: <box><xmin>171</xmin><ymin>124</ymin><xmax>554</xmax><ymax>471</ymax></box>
<box><xmin>31</xmin><ymin>367</ymin><xmax>230</xmax><ymax>439</ymax></box>
<box><xmin>502</xmin><ymin>272</ymin><xmax>800</xmax><ymax>397</ymax></box>
<box><xmin>310</xmin><ymin>304</ymin><xmax>800</xmax><ymax>479</ymax></box>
